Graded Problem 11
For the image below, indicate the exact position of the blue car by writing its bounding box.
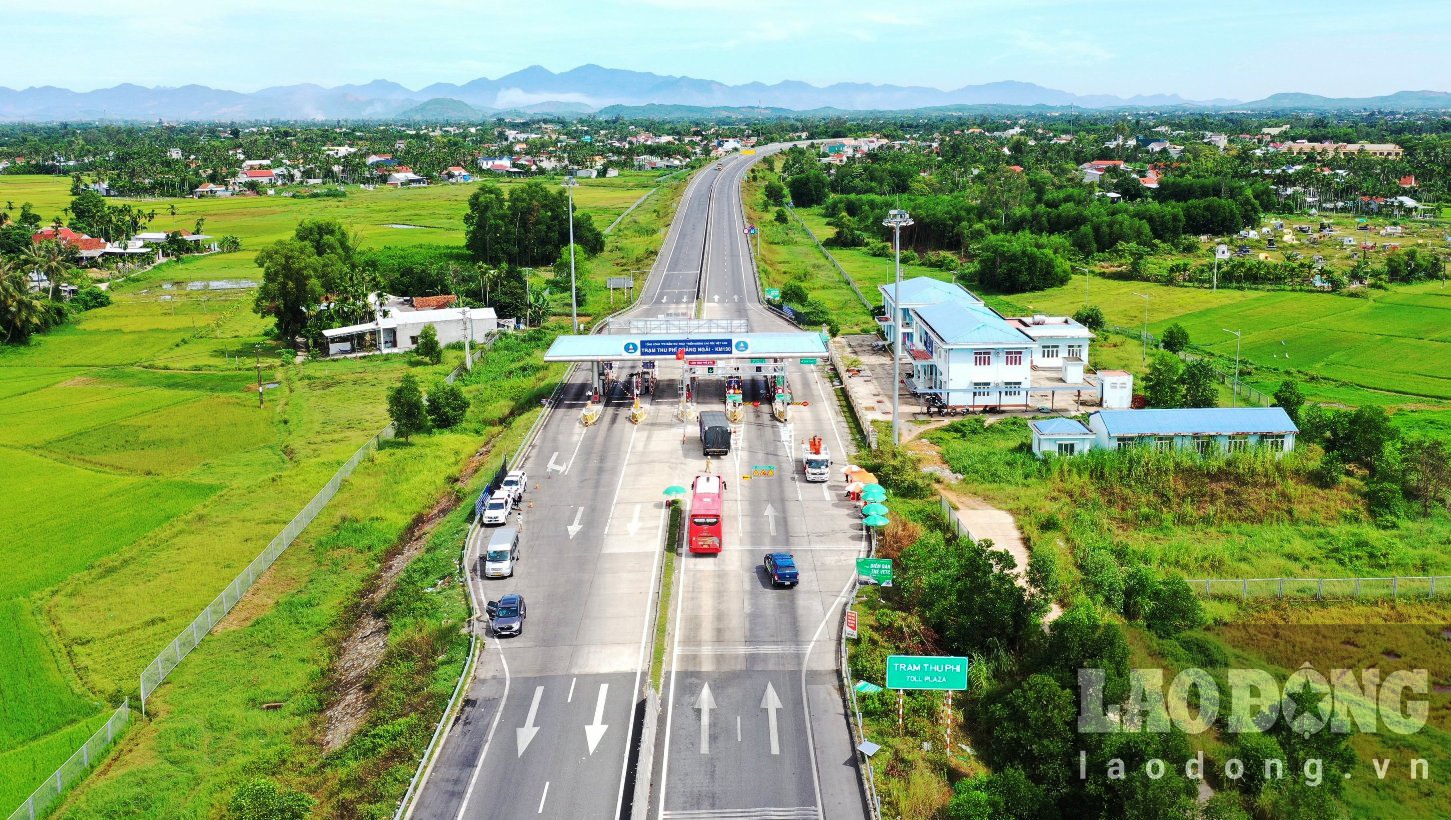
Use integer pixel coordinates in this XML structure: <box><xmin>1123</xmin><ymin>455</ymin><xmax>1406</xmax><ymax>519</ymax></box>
<box><xmin>764</xmin><ymin>553</ymin><xmax>799</xmax><ymax>588</ymax></box>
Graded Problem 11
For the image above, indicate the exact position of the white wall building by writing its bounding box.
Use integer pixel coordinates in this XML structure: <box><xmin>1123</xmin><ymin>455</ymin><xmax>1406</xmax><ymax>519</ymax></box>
<box><xmin>321</xmin><ymin>307</ymin><xmax>509</xmax><ymax>356</ymax></box>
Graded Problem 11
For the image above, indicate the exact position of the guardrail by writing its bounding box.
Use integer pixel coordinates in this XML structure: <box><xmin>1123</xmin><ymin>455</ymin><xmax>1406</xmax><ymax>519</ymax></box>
<box><xmin>1188</xmin><ymin>575</ymin><xmax>1451</xmax><ymax>599</ymax></box>
<box><xmin>6</xmin><ymin>701</ymin><xmax>130</xmax><ymax>820</ymax></box>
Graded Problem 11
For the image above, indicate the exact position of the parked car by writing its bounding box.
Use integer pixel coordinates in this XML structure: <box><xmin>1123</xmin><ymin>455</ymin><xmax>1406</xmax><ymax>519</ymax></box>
<box><xmin>764</xmin><ymin>552</ymin><xmax>799</xmax><ymax>588</ymax></box>
<box><xmin>481</xmin><ymin>493</ymin><xmax>511</xmax><ymax>526</ymax></box>
<box><xmin>499</xmin><ymin>470</ymin><xmax>528</xmax><ymax>504</ymax></box>
<box><xmin>481</xmin><ymin>526</ymin><xmax>520</xmax><ymax>578</ymax></box>
<box><xmin>487</xmin><ymin>593</ymin><xmax>527</xmax><ymax>636</ymax></box>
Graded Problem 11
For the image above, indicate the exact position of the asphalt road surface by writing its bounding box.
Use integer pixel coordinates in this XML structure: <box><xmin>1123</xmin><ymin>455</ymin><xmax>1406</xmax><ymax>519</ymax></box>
<box><xmin>410</xmin><ymin>149</ymin><xmax>868</xmax><ymax>820</ymax></box>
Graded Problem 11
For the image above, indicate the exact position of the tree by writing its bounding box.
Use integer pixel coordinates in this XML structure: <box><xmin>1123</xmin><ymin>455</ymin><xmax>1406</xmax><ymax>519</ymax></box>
<box><xmin>426</xmin><ymin>380</ymin><xmax>469</xmax><ymax>429</ymax></box>
<box><xmin>1402</xmin><ymin>437</ymin><xmax>1451</xmax><ymax>515</ymax></box>
<box><xmin>1143</xmin><ymin>352</ymin><xmax>1185</xmax><ymax>408</ymax></box>
<box><xmin>463</xmin><ymin>183</ymin><xmax>512</xmax><ymax>265</ymax></box>
<box><xmin>387</xmin><ymin>374</ymin><xmax>430</xmax><ymax>440</ymax></box>
<box><xmin>227</xmin><ymin>778</ymin><xmax>314</xmax><ymax>820</ymax></box>
<box><xmin>1159</xmin><ymin>323</ymin><xmax>1190</xmax><ymax>354</ymax></box>
<box><xmin>787</xmin><ymin>170</ymin><xmax>829</xmax><ymax>207</ymax></box>
<box><xmin>414</xmin><ymin>323</ymin><xmax>442</xmax><ymax>364</ymax></box>
<box><xmin>254</xmin><ymin>239</ymin><xmax>324</xmax><ymax>343</ymax></box>
<box><xmin>25</xmin><ymin>239</ymin><xmax>76</xmax><ymax>301</ymax></box>
<box><xmin>1072</xmin><ymin>305</ymin><xmax>1105</xmax><ymax>331</ymax></box>
<box><xmin>1146</xmin><ymin>575</ymin><xmax>1204</xmax><ymax>637</ymax></box>
<box><xmin>780</xmin><ymin>281</ymin><xmax>810</xmax><ymax>305</ymax></box>
<box><xmin>901</xmin><ymin>533</ymin><xmax>1038</xmax><ymax>657</ymax></box>
<box><xmin>763</xmin><ymin>179</ymin><xmax>786</xmax><ymax>206</ymax></box>
<box><xmin>774</xmin><ymin>208</ymin><xmax>789</xmax><ymax>224</ymax></box>
<box><xmin>0</xmin><ymin>259</ymin><xmax>48</xmax><ymax>343</ymax></box>
<box><xmin>970</xmin><ymin>233</ymin><xmax>1072</xmax><ymax>293</ymax></box>
<box><xmin>219</xmin><ymin>235</ymin><xmax>243</xmax><ymax>253</ymax></box>
<box><xmin>1180</xmin><ymin>359</ymin><xmax>1218</xmax><ymax>408</ymax></box>
<box><xmin>1273</xmin><ymin>379</ymin><xmax>1305</xmax><ymax>424</ymax></box>
<box><xmin>983</xmin><ymin>674</ymin><xmax>1077</xmax><ymax>790</ymax></box>
<box><xmin>1330</xmin><ymin>405</ymin><xmax>1398</xmax><ymax>469</ymax></box>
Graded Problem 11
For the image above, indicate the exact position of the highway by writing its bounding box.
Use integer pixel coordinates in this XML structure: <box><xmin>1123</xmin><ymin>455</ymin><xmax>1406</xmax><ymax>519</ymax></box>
<box><xmin>409</xmin><ymin>149</ymin><xmax>868</xmax><ymax>820</ymax></box>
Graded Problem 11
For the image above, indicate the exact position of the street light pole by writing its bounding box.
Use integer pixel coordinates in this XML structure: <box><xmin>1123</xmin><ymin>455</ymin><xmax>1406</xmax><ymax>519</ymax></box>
<box><xmin>1134</xmin><ymin>292</ymin><xmax>1151</xmax><ymax>367</ymax></box>
<box><xmin>1223</xmin><ymin>328</ymin><xmax>1242</xmax><ymax>407</ymax></box>
<box><xmin>564</xmin><ymin>174</ymin><xmax>579</xmax><ymax>333</ymax></box>
<box><xmin>883</xmin><ymin>209</ymin><xmax>913</xmax><ymax>446</ymax></box>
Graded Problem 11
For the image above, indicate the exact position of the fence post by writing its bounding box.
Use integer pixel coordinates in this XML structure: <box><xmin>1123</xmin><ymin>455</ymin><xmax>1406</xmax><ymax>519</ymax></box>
<box><xmin>1432</xmin><ymin>576</ymin><xmax>1438</xmax><ymax>597</ymax></box>
<box><xmin>1392</xmin><ymin>576</ymin><xmax>1399</xmax><ymax>600</ymax></box>
<box><xmin>1278</xmin><ymin>578</ymin><xmax>1285</xmax><ymax>597</ymax></box>
<box><xmin>1241</xmin><ymin>579</ymin><xmax>1248</xmax><ymax>598</ymax></box>
<box><xmin>1203</xmin><ymin>579</ymin><xmax>1211</xmax><ymax>594</ymax></box>
<box><xmin>1354</xmin><ymin>577</ymin><xmax>1361</xmax><ymax>597</ymax></box>
<box><xmin>1316</xmin><ymin>579</ymin><xmax>1324</xmax><ymax>599</ymax></box>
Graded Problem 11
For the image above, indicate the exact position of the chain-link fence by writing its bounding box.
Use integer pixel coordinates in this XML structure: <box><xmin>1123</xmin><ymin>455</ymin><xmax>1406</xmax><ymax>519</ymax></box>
<box><xmin>6</xmin><ymin>701</ymin><xmax>130</xmax><ymax>820</ymax></box>
<box><xmin>1189</xmin><ymin>576</ymin><xmax>1451</xmax><ymax>600</ymax></box>
<box><xmin>139</xmin><ymin>426</ymin><xmax>395</xmax><ymax>711</ymax></box>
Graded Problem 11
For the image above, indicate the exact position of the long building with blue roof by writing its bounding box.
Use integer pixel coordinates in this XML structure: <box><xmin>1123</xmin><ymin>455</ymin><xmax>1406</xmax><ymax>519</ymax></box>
<box><xmin>1031</xmin><ymin>407</ymin><xmax>1298</xmax><ymax>457</ymax></box>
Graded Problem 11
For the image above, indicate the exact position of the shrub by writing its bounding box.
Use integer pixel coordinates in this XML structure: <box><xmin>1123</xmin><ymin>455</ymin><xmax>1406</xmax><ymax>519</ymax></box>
<box><xmin>414</xmin><ymin>324</ymin><xmax>442</xmax><ymax>364</ymax></box>
<box><xmin>69</xmin><ymin>284</ymin><xmax>111</xmax><ymax>311</ymax></box>
<box><xmin>227</xmin><ymin>778</ymin><xmax>314</xmax><ymax>820</ymax></box>
<box><xmin>1071</xmin><ymin>305</ymin><xmax>1105</xmax><ymax>331</ymax></box>
<box><xmin>387</xmin><ymin>373</ymin><xmax>430</xmax><ymax>439</ymax></box>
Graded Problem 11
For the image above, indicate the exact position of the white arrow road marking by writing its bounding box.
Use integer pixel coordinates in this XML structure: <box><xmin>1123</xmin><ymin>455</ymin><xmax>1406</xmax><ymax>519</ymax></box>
<box><xmin>695</xmin><ymin>683</ymin><xmax>716</xmax><ymax>754</ymax></box>
<box><xmin>712</xmin><ymin>294</ymin><xmax>720</xmax><ymax>302</ymax></box>
<box><xmin>761</xmin><ymin>681</ymin><xmax>782</xmax><ymax>755</ymax></box>
<box><xmin>585</xmin><ymin>683</ymin><xmax>610</xmax><ymax>754</ymax></box>
<box><xmin>763</xmin><ymin>504</ymin><xmax>777</xmax><ymax>536</ymax></box>
<box><xmin>546</xmin><ymin>451</ymin><xmax>564</xmax><ymax>473</ymax></box>
<box><xmin>567</xmin><ymin>507</ymin><xmax>585</xmax><ymax>539</ymax></box>
<box><xmin>517</xmin><ymin>685</ymin><xmax>544</xmax><ymax>756</ymax></box>
<box><xmin>627</xmin><ymin>505</ymin><xmax>641</xmax><ymax>536</ymax></box>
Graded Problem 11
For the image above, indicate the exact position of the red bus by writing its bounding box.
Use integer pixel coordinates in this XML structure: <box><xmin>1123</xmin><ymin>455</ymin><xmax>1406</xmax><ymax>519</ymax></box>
<box><xmin>687</xmin><ymin>473</ymin><xmax>724</xmax><ymax>554</ymax></box>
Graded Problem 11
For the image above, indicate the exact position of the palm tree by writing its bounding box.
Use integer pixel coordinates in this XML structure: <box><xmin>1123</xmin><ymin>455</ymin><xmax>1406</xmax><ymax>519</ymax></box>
<box><xmin>25</xmin><ymin>239</ymin><xmax>75</xmax><ymax>301</ymax></box>
<box><xmin>0</xmin><ymin>259</ymin><xmax>46</xmax><ymax>344</ymax></box>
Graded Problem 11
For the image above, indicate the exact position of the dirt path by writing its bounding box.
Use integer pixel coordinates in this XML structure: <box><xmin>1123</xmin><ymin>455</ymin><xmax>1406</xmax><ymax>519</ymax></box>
<box><xmin>320</xmin><ymin>438</ymin><xmax>498</xmax><ymax>752</ymax></box>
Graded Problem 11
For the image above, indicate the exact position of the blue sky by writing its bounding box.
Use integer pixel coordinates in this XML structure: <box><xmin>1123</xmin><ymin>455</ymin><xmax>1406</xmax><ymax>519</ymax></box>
<box><xmin>5</xmin><ymin>0</ymin><xmax>1447</xmax><ymax>100</ymax></box>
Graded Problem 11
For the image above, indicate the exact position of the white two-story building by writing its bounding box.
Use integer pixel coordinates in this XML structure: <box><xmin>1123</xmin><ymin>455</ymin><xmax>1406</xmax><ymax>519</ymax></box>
<box><xmin>879</xmin><ymin>277</ymin><xmax>1094</xmax><ymax>409</ymax></box>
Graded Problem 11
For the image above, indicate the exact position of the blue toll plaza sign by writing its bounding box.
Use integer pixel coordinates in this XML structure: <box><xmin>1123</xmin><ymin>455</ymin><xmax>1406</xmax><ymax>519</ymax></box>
<box><xmin>628</xmin><ymin>338</ymin><xmax>746</xmax><ymax>357</ymax></box>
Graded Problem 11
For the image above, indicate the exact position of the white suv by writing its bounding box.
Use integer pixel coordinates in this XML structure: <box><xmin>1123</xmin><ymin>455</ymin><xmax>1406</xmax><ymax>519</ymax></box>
<box><xmin>481</xmin><ymin>493</ymin><xmax>511</xmax><ymax>526</ymax></box>
<box><xmin>499</xmin><ymin>470</ymin><xmax>527</xmax><ymax>503</ymax></box>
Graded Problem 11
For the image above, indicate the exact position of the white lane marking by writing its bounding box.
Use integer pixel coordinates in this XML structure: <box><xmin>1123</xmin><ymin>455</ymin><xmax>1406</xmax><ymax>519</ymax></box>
<box><xmin>547</xmin><ymin>451</ymin><xmax>564</xmax><ymax>473</ymax></box>
<box><xmin>656</xmin><ymin>525</ymin><xmax>693</xmax><ymax>817</ymax></box>
<box><xmin>612</xmin><ymin>502</ymin><xmax>669</xmax><ymax>820</ymax></box>
<box><xmin>563</xmin><ymin>424</ymin><xmax>590</xmax><ymax>474</ymax></box>
<box><xmin>627</xmin><ymin>504</ymin><xmax>642</xmax><ymax>535</ymax></box>
<box><xmin>566</xmin><ymin>507</ymin><xmax>585</xmax><ymax>539</ymax></box>
<box><xmin>695</xmin><ymin>682</ymin><xmax>716</xmax><ymax>754</ymax></box>
<box><xmin>763</xmin><ymin>503</ymin><xmax>777</xmax><ymax>536</ymax></box>
<box><xmin>452</xmin><ymin>540</ymin><xmax>512</xmax><ymax>820</ymax></box>
<box><xmin>798</xmin><ymin>570</ymin><xmax>858</xmax><ymax>820</ymax></box>
<box><xmin>537</xmin><ymin>781</ymin><xmax>550</xmax><ymax>814</ymax></box>
<box><xmin>821</xmin><ymin>482</ymin><xmax>831</xmax><ymax>502</ymax></box>
<box><xmin>516</xmin><ymin>685</ymin><xmax>544</xmax><ymax>757</ymax></box>
<box><xmin>567</xmin><ymin>676</ymin><xmax>576</xmax><ymax>703</ymax></box>
<box><xmin>677</xmin><ymin>644</ymin><xmax>809</xmax><ymax>655</ymax></box>
<box><xmin>585</xmin><ymin>683</ymin><xmax>609</xmax><ymax>755</ymax></box>
<box><xmin>660</xmin><ymin>809</ymin><xmax>819</xmax><ymax>819</ymax></box>
<box><xmin>761</xmin><ymin>681</ymin><xmax>783</xmax><ymax>756</ymax></box>
<box><xmin>737</xmin><ymin>714</ymin><xmax>742</xmax><ymax>743</ymax></box>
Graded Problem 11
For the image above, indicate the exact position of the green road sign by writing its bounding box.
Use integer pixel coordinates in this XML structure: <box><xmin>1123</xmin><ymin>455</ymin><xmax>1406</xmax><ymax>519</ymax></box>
<box><xmin>886</xmin><ymin>655</ymin><xmax>969</xmax><ymax>691</ymax></box>
<box><xmin>856</xmin><ymin>557</ymin><xmax>893</xmax><ymax>586</ymax></box>
<box><xmin>765</xmin><ymin>288</ymin><xmax>781</xmax><ymax>300</ymax></box>
<box><xmin>750</xmin><ymin>358</ymin><xmax>766</xmax><ymax>364</ymax></box>
<box><xmin>800</xmin><ymin>358</ymin><xmax>818</xmax><ymax>365</ymax></box>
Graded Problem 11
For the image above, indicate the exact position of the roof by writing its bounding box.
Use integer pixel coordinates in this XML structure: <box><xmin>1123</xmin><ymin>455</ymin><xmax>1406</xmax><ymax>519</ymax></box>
<box><xmin>1006</xmin><ymin>317</ymin><xmax>1094</xmax><ymax>339</ymax></box>
<box><xmin>544</xmin><ymin>331</ymin><xmax>828</xmax><ymax>362</ymax></box>
<box><xmin>411</xmin><ymin>294</ymin><xmax>457</xmax><ymax>310</ymax></box>
<box><xmin>242</xmin><ymin>169</ymin><xmax>274</xmax><ymax>178</ymax></box>
<box><xmin>878</xmin><ymin>276</ymin><xmax>980</xmax><ymax>308</ymax></box>
<box><xmin>1031</xmin><ymin>418</ymin><xmax>1093</xmax><ymax>437</ymax></box>
<box><xmin>912</xmin><ymin>302</ymin><xmax>1033</xmax><ymax>347</ymax></box>
<box><xmin>321</xmin><ymin>306</ymin><xmax>499</xmax><ymax>338</ymax></box>
<box><xmin>1093</xmin><ymin>407</ymin><xmax>1298</xmax><ymax>437</ymax></box>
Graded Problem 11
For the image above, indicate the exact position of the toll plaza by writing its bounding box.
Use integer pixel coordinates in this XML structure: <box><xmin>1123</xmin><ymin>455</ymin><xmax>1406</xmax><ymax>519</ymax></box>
<box><xmin>543</xmin><ymin>319</ymin><xmax>828</xmax><ymax>424</ymax></box>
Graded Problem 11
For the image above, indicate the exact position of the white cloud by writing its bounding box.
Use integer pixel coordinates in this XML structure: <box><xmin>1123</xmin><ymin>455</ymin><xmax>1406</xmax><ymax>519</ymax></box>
<box><xmin>1009</xmin><ymin>29</ymin><xmax>1113</xmax><ymax>64</ymax></box>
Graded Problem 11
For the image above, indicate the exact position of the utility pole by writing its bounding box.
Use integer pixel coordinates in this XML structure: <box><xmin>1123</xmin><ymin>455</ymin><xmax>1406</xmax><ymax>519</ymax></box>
<box><xmin>883</xmin><ymin>209</ymin><xmax>913</xmax><ymax>446</ymax></box>
<box><xmin>564</xmin><ymin>174</ymin><xmax>579</xmax><ymax>333</ymax></box>
<box><xmin>1134</xmin><ymin>292</ymin><xmax>1151</xmax><ymax>367</ymax></box>
<box><xmin>463</xmin><ymin>306</ymin><xmax>473</xmax><ymax>372</ymax></box>
<box><xmin>255</xmin><ymin>355</ymin><xmax>264</xmax><ymax>408</ymax></box>
<box><xmin>1223</xmin><ymin>328</ymin><xmax>1242</xmax><ymax>407</ymax></box>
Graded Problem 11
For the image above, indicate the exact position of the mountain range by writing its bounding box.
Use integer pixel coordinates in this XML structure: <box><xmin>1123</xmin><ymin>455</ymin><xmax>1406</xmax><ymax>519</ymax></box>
<box><xmin>0</xmin><ymin>65</ymin><xmax>1446</xmax><ymax>121</ymax></box>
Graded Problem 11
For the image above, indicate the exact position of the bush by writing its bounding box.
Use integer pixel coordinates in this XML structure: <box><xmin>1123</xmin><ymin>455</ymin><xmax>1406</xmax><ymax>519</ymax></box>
<box><xmin>426</xmin><ymin>380</ymin><xmax>469</xmax><ymax>429</ymax></box>
<box><xmin>227</xmin><ymin>778</ymin><xmax>314</xmax><ymax>820</ymax></box>
<box><xmin>69</xmin><ymin>284</ymin><xmax>111</xmax><ymax>311</ymax></box>
<box><xmin>387</xmin><ymin>373</ymin><xmax>430</xmax><ymax>439</ymax></box>
<box><xmin>1160</xmin><ymin>323</ymin><xmax>1190</xmax><ymax>354</ymax></box>
<box><xmin>414</xmin><ymin>324</ymin><xmax>442</xmax><ymax>364</ymax></box>
<box><xmin>1071</xmin><ymin>305</ymin><xmax>1105</xmax><ymax>331</ymax></box>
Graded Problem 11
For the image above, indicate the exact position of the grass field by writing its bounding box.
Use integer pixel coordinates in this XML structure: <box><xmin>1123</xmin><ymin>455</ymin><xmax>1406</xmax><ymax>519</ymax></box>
<box><xmin>0</xmin><ymin>171</ymin><xmax>667</xmax><ymax>809</ymax></box>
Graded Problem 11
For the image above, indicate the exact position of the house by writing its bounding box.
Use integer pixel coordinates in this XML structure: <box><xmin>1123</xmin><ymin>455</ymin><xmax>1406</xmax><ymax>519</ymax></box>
<box><xmin>32</xmin><ymin>227</ymin><xmax>107</xmax><ymax>255</ymax></box>
<box><xmin>1004</xmin><ymin>315</ymin><xmax>1094</xmax><ymax>382</ymax></box>
<box><xmin>478</xmin><ymin>156</ymin><xmax>515</xmax><ymax>173</ymax></box>
<box><xmin>193</xmin><ymin>182</ymin><xmax>230</xmax><ymax>197</ymax></box>
<box><xmin>1280</xmin><ymin>142</ymin><xmax>1403</xmax><ymax>159</ymax></box>
<box><xmin>366</xmin><ymin>154</ymin><xmax>396</xmax><ymax>167</ymax></box>
<box><xmin>410</xmin><ymin>294</ymin><xmax>457</xmax><ymax>310</ymax></box>
<box><xmin>235</xmin><ymin>168</ymin><xmax>278</xmax><ymax>186</ymax></box>
<box><xmin>1030</xmin><ymin>417</ymin><xmax>1097</xmax><ymax>457</ymax></box>
<box><xmin>572</xmin><ymin>168</ymin><xmax>598</xmax><ymax>179</ymax></box>
<box><xmin>240</xmin><ymin>158</ymin><xmax>271</xmax><ymax>169</ymax></box>
<box><xmin>321</xmin><ymin>306</ymin><xmax>509</xmax><ymax>356</ymax></box>
<box><xmin>1086</xmin><ymin>407</ymin><xmax>1297</xmax><ymax>454</ymax></box>
<box><xmin>441</xmin><ymin>166</ymin><xmax>472</xmax><ymax>183</ymax></box>
<box><xmin>1399</xmin><ymin>175</ymin><xmax>1417</xmax><ymax>188</ymax></box>
<box><xmin>385</xmin><ymin>167</ymin><xmax>427</xmax><ymax>187</ymax></box>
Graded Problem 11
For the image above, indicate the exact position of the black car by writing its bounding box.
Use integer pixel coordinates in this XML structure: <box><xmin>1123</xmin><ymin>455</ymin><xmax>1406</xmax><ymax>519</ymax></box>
<box><xmin>487</xmin><ymin>593</ymin><xmax>527</xmax><ymax>636</ymax></box>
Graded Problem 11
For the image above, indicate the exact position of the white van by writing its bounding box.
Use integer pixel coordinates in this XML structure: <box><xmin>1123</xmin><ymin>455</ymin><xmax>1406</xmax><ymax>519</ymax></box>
<box><xmin>482</xmin><ymin>526</ymin><xmax>520</xmax><ymax>578</ymax></box>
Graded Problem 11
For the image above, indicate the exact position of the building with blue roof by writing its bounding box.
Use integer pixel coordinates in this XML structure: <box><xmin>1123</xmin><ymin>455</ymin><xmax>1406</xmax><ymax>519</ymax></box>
<box><xmin>1086</xmin><ymin>407</ymin><xmax>1297</xmax><ymax>455</ymax></box>
<box><xmin>1029</xmin><ymin>417</ymin><xmax>1096</xmax><ymax>456</ymax></box>
<box><xmin>878</xmin><ymin>276</ymin><xmax>1094</xmax><ymax>409</ymax></box>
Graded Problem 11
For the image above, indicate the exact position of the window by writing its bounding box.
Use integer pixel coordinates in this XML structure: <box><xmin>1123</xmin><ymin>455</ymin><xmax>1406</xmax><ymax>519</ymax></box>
<box><xmin>1057</xmin><ymin>442</ymin><xmax>1077</xmax><ymax>456</ymax></box>
<box><xmin>1194</xmin><ymin>436</ymin><xmax>1213</xmax><ymax>455</ymax></box>
<box><xmin>1040</xmin><ymin>344</ymin><xmax>1061</xmax><ymax>359</ymax></box>
<box><xmin>1006</xmin><ymin>350</ymin><xmax>1023</xmax><ymax>366</ymax></box>
<box><xmin>1154</xmin><ymin>436</ymin><xmax>1174</xmax><ymax>452</ymax></box>
<box><xmin>1227</xmin><ymin>435</ymin><xmax>1250</xmax><ymax>453</ymax></box>
<box><xmin>1261</xmin><ymin>434</ymin><xmax>1286</xmax><ymax>451</ymax></box>
<box><xmin>973</xmin><ymin>382</ymin><xmax>991</xmax><ymax>400</ymax></box>
<box><xmin>1115</xmin><ymin>437</ymin><xmax>1136</xmax><ymax>450</ymax></box>
<box><xmin>1067</xmin><ymin>344</ymin><xmax>1084</xmax><ymax>360</ymax></box>
<box><xmin>1003</xmin><ymin>382</ymin><xmax>1024</xmax><ymax>400</ymax></box>
<box><xmin>974</xmin><ymin>350</ymin><xmax>992</xmax><ymax>366</ymax></box>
